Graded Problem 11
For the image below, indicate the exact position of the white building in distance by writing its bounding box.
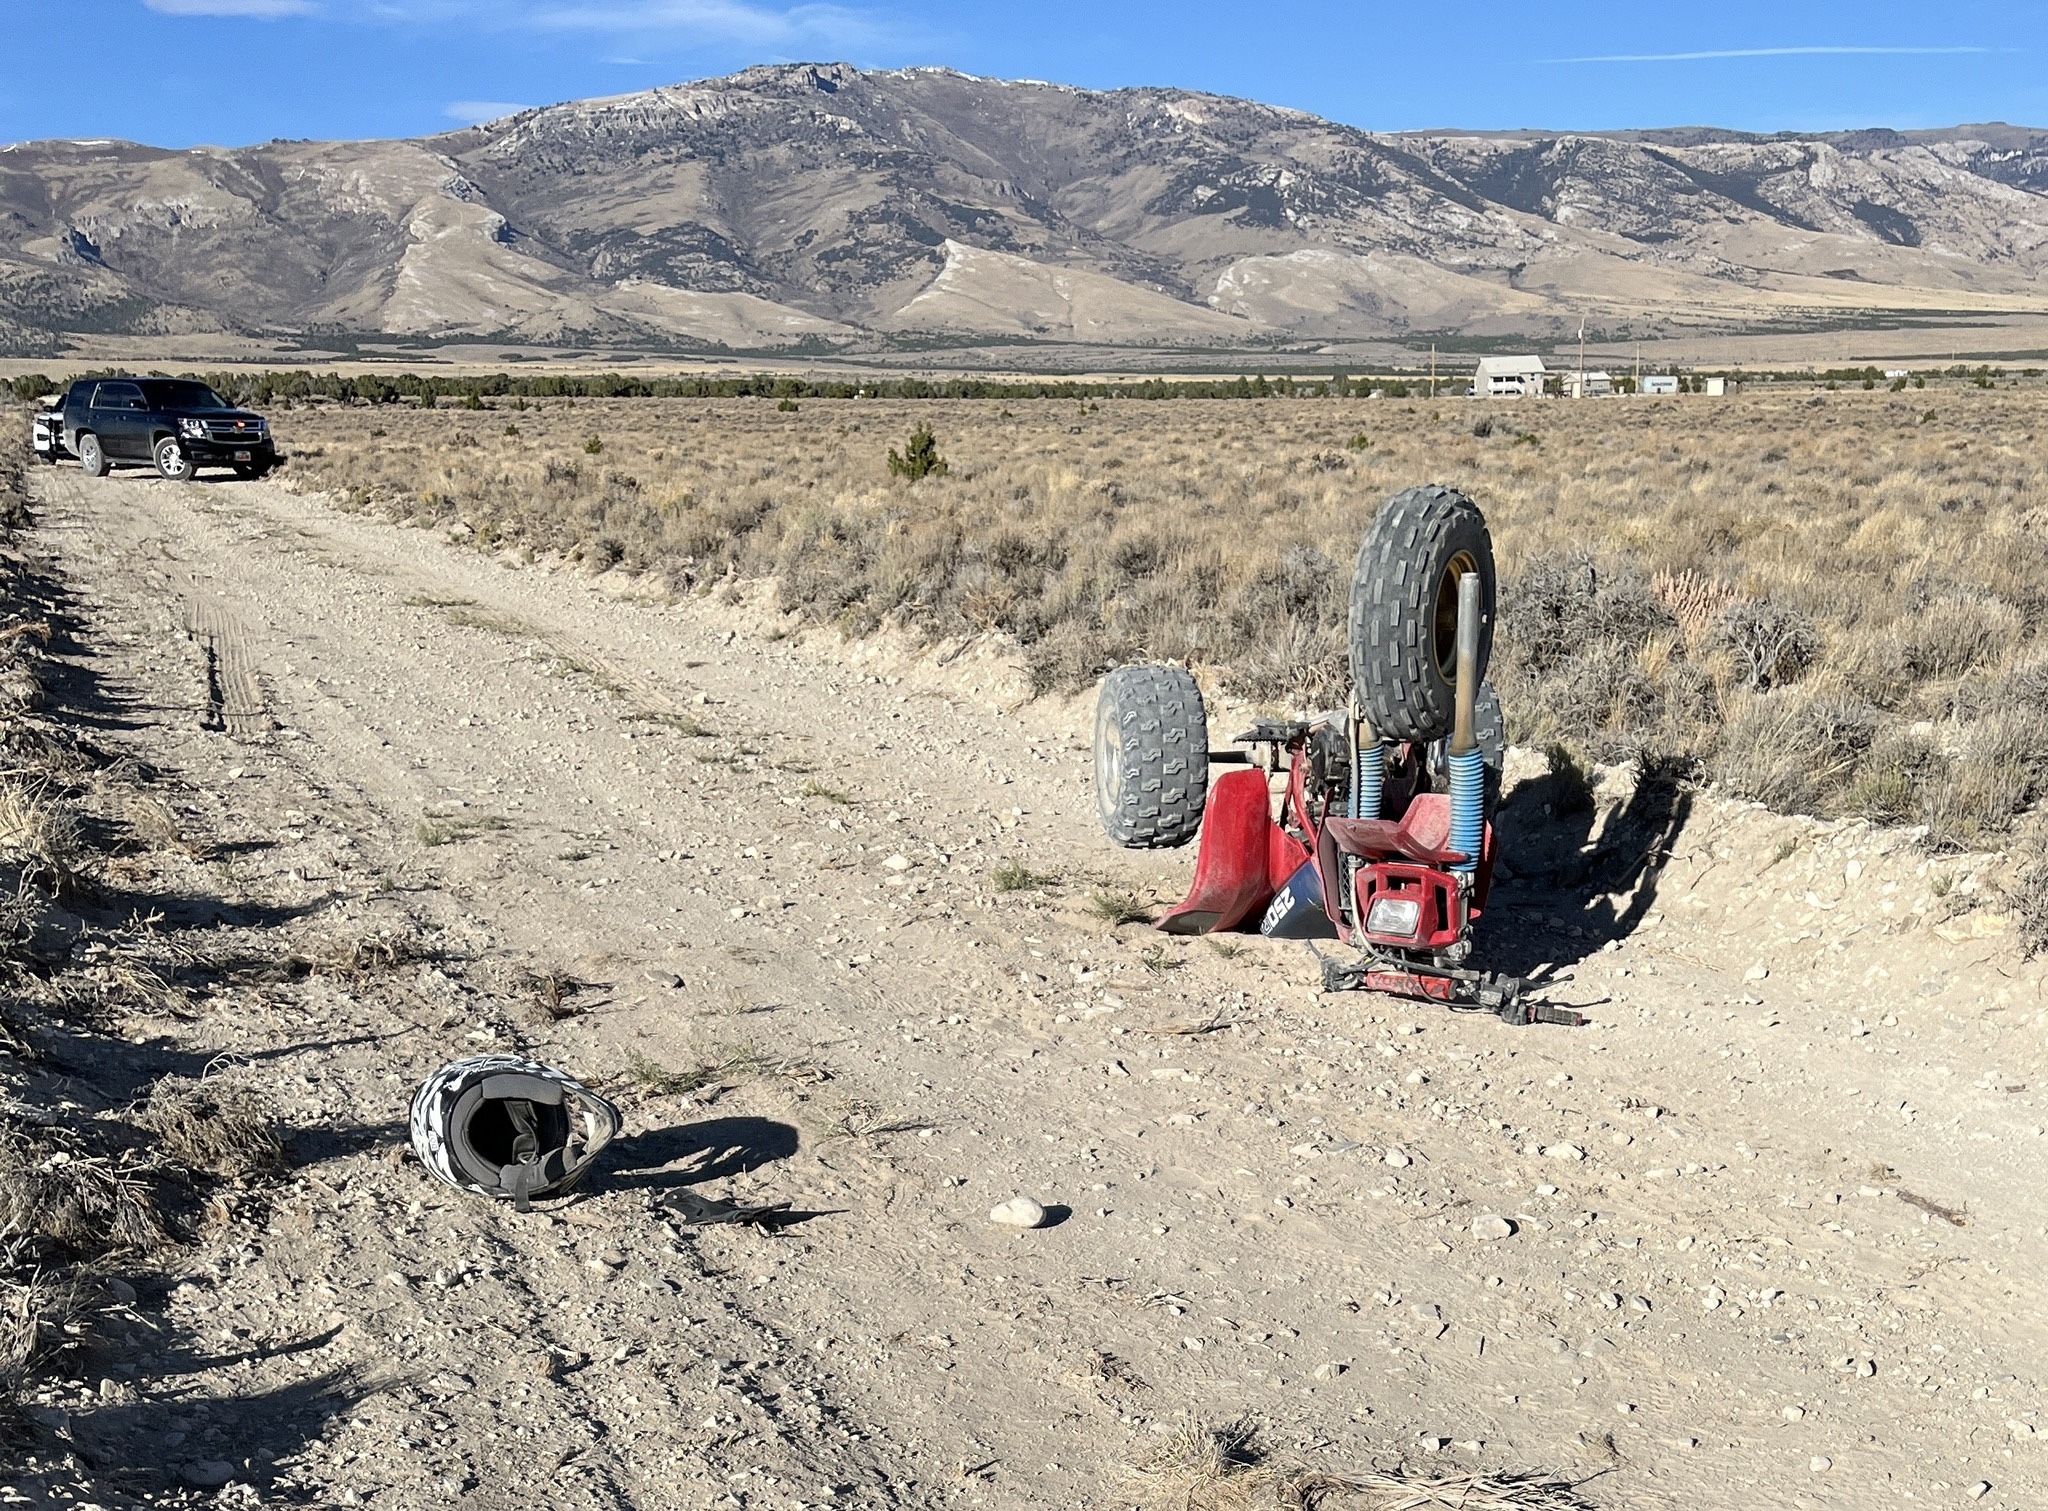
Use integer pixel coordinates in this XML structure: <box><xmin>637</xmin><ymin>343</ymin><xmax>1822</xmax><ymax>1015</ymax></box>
<box><xmin>1473</xmin><ymin>355</ymin><xmax>1548</xmax><ymax>397</ymax></box>
<box><xmin>1561</xmin><ymin>370</ymin><xmax>1613</xmax><ymax>398</ymax></box>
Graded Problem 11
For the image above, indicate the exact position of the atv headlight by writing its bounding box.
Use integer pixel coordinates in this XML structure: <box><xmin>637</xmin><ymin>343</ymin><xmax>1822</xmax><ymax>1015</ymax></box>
<box><xmin>179</xmin><ymin>417</ymin><xmax>207</xmax><ymax>438</ymax></box>
<box><xmin>1365</xmin><ymin>897</ymin><xmax>1422</xmax><ymax>937</ymax></box>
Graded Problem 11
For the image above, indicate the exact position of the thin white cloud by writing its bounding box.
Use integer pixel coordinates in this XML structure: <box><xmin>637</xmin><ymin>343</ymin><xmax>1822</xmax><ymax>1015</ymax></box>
<box><xmin>1550</xmin><ymin>45</ymin><xmax>1996</xmax><ymax>63</ymax></box>
<box><xmin>444</xmin><ymin>100</ymin><xmax>534</xmax><ymax>123</ymax></box>
<box><xmin>146</xmin><ymin>0</ymin><xmax>319</xmax><ymax>14</ymax></box>
<box><xmin>152</xmin><ymin>0</ymin><xmax>903</xmax><ymax>49</ymax></box>
<box><xmin>523</xmin><ymin>1</ymin><xmax>887</xmax><ymax>48</ymax></box>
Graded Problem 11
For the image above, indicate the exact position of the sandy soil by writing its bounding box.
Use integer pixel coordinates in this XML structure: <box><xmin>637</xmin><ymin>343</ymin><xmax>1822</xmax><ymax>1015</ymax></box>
<box><xmin>11</xmin><ymin>462</ymin><xmax>2048</xmax><ymax>1510</ymax></box>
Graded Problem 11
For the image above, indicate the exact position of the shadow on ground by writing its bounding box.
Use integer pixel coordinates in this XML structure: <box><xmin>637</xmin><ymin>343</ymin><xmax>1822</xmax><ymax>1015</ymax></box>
<box><xmin>605</xmin><ymin>1115</ymin><xmax>802</xmax><ymax>1189</ymax></box>
<box><xmin>1483</xmin><ymin>760</ymin><xmax>1695</xmax><ymax>981</ymax></box>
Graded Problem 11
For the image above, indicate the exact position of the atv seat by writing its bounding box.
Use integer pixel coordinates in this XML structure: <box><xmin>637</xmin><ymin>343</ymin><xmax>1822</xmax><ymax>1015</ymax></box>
<box><xmin>1321</xmin><ymin>794</ymin><xmax>1469</xmax><ymax>868</ymax></box>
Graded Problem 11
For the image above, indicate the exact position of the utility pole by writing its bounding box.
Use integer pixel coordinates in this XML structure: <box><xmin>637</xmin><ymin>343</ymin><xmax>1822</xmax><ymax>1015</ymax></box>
<box><xmin>1430</xmin><ymin>343</ymin><xmax>1438</xmax><ymax>399</ymax></box>
<box><xmin>1577</xmin><ymin>319</ymin><xmax>1587</xmax><ymax>398</ymax></box>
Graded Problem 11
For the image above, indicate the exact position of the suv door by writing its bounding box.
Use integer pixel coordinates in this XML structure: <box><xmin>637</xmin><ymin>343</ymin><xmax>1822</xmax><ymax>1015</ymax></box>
<box><xmin>89</xmin><ymin>382</ymin><xmax>150</xmax><ymax>458</ymax></box>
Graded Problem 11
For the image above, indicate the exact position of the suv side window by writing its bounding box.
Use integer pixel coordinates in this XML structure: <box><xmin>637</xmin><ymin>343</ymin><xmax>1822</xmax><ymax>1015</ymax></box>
<box><xmin>92</xmin><ymin>382</ymin><xmax>146</xmax><ymax>411</ymax></box>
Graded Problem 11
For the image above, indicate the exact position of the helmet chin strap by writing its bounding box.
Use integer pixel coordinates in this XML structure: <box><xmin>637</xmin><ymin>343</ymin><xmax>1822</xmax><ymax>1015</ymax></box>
<box><xmin>502</xmin><ymin>1099</ymin><xmax>546</xmax><ymax>1213</ymax></box>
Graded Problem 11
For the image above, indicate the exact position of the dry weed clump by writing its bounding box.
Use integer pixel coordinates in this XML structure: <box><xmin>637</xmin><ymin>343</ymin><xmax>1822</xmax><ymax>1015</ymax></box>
<box><xmin>1130</xmin><ymin>1417</ymin><xmax>1589</xmax><ymax>1510</ymax></box>
<box><xmin>283</xmin><ymin>389</ymin><xmax>2048</xmax><ymax>841</ymax></box>
<box><xmin>131</xmin><ymin>1076</ymin><xmax>286</xmax><ymax>1183</ymax></box>
<box><xmin>0</xmin><ymin>1132</ymin><xmax>167</xmax><ymax>1256</ymax></box>
<box><xmin>0</xmin><ymin>1240</ymin><xmax>80</xmax><ymax>1418</ymax></box>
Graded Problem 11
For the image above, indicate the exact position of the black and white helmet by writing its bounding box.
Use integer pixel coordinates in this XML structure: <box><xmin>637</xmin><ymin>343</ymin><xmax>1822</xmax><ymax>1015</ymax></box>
<box><xmin>409</xmin><ymin>1055</ymin><xmax>621</xmax><ymax>1209</ymax></box>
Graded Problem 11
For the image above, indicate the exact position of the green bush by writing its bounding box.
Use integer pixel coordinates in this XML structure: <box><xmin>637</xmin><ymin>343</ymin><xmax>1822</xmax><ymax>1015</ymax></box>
<box><xmin>887</xmin><ymin>422</ymin><xmax>949</xmax><ymax>481</ymax></box>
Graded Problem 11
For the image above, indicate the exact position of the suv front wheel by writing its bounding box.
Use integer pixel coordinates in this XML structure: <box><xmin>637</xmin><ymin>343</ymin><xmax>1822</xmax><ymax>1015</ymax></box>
<box><xmin>154</xmin><ymin>437</ymin><xmax>197</xmax><ymax>483</ymax></box>
<box><xmin>77</xmin><ymin>433</ymin><xmax>108</xmax><ymax>478</ymax></box>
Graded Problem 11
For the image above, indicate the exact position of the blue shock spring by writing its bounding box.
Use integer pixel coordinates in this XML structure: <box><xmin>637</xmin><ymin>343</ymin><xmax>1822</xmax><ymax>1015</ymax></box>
<box><xmin>1448</xmin><ymin>748</ymin><xmax>1485</xmax><ymax>875</ymax></box>
<box><xmin>1352</xmin><ymin>725</ymin><xmax>1384</xmax><ymax>821</ymax></box>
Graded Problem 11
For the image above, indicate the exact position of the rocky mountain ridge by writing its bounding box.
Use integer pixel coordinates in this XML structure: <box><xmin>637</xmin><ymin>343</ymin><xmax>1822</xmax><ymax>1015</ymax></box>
<box><xmin>3</xmin><ymin>63</ymin><xmax>2046</xmax><ymax>353</ymax></box>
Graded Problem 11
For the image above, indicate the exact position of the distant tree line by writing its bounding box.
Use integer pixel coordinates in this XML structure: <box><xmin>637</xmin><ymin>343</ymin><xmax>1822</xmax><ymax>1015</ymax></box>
<box><xmin>6</xmin><ymin>362</ymin><xmax>2038</xmax><ymax>409</ymax></box>
<box><xmin>6</xmin><ymin>368</ymin><xmax>1418</xmax><ymax>405</ymax></box>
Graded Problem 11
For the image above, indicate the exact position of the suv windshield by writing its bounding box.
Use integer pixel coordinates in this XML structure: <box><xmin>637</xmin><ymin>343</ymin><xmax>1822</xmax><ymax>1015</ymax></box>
<box><xmin>138</xmin><ymin>380</ymin><xmax>232</xmax><ymax>411</ymax></box>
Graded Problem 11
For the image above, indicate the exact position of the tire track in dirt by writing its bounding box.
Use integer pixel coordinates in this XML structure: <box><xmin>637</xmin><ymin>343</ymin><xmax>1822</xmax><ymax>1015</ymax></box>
<box><xmin>35</xmin><ymin>465</ymin><xmax>2048</xmax><ymax>1511</ymax></box>
<box><xmin>184</xmin><ymin>592</ymin><xmax>268</xmax><ymax>737</ymax></box>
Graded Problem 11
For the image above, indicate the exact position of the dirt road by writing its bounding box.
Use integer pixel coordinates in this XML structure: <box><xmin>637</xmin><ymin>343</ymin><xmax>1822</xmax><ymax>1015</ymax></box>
<box><xmin>21</xmin><ymin>463</ymin><xmax>2048</xmax><ymax>1510</ymax></box>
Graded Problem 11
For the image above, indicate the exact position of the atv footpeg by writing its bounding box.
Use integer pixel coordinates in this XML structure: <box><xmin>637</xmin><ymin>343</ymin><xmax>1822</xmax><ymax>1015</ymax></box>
<box><xmin>1318</xmin><ymin>954</ymin><xmax>1583</xmax><ymax>1027</ymax></box>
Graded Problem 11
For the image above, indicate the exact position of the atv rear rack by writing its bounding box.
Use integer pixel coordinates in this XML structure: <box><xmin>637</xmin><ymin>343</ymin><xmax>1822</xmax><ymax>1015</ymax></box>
<box><xmin>1316</xmin><ymin>950</ymin><xmax>1585</xmax><ymax>1028</ymax></box>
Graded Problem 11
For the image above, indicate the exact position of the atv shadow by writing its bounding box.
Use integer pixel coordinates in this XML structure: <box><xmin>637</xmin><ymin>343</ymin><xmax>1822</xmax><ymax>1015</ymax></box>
<box><xmin>1484</xmin><ymin>759</ymin><xmax>1694</xmax><ymax>981</ymax></box>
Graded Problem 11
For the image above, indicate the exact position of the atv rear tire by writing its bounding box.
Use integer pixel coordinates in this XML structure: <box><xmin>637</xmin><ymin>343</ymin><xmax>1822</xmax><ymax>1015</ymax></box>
<box><xmin>1349</xmin><ymin>485</ymin><xmax>1496</xmax><ymax>743</ymax></box>
<box><xmin>1094</xmin><ymin>664</ymin><xmax>1209</xmax><ymax>849</ymax></box>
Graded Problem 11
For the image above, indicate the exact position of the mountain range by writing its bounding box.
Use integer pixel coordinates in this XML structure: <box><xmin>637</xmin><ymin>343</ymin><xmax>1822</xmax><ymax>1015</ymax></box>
<box><xmin>4</xmin><ymin>63</ymin><xmax>2047</xmax><ymax>356</ymax></box>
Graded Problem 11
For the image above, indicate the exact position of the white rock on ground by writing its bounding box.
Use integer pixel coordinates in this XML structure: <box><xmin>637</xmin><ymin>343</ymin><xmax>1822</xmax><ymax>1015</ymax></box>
<box><xmin>989</xmin><ymin>1197</ymin><xmax>1048</xmax><ymax>1228</ymax></box>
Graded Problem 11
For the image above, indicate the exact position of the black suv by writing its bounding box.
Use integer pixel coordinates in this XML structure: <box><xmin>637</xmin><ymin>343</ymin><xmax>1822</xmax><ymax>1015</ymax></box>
<box><xmin>58</xmin><ymin>378</ymin><xmax>276</xmax><ymax>482</ymax></box>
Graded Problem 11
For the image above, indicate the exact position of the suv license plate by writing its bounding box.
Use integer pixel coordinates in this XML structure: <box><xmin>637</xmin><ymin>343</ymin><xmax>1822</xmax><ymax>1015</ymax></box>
<box><xmin>234</xmin><ymin>451</ymin><xmax>252</xmax><ymax>462</ymax></box>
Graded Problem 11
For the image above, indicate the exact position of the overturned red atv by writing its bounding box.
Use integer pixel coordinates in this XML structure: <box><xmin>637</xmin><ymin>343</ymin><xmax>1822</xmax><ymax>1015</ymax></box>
<box><xmin>1093</xmin><ymin>485</ymin><xmax>1579</xmax><ymax>1027</ymax></box>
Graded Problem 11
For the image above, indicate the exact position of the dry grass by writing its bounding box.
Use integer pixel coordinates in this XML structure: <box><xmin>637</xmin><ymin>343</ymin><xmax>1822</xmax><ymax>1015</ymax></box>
<box><xmin>1131</xmin><ymin>1418</ymin><xmax>1588</xmax><ymax>1510</ymax></box>
<box><xmin>992</xmin><ymin>859</ymin><xmax>1058</xmax><ymax>892</ymax></box>
<box><xmin>416</xmin><ymin>811</ymin><xmax>512</xmax><ymax>847</ymax></box>
<box><xmin>1087</xmin><ymin>887</ymin><xmax>1155</xmax><ymax>926</ymax></box>
<box><xmin>624</xmin><ymin>1045</ymin><xmax>827</xmax><ymax>1099</ymax></box>
<box><xmin>284</xmin><ymin>389</ymin><xmax>2048</xmax><ymax>843</ymax></box>
<box><xmin>0</xmin><ymin>778</ymin><xmax>81</xmax><ymax>890</ymax></box>
<box><xmin>130</xmin><ymin>1076</ymin><xmax>285</xmax><ymax>1183</ymax></box>
<box><xmin>0</xmin><ymin>1235</ymin><xmax>87</xmax><ymax>1439</ymax></box>
<box><xmin>0</xmin><ymin>1132</ymin><xmax>167</xmax><ymax>1256</ymax></box>
<box><xmin>0</xmin><ymin>416</ymin><xmax>310</xmax><ymax>1429</ymax></box>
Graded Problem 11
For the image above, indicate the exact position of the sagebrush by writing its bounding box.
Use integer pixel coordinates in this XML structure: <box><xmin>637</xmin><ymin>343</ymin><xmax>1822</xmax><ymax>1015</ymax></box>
<box><xmin>283</xmin><ymin>389</ymin><xmax>2048</xmax><ymax>843</ymax></box>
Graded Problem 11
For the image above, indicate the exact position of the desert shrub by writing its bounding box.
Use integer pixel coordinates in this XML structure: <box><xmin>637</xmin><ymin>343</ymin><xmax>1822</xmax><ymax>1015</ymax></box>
<box><xmin>1652</xmin><ymin>569</ymin><xmax>1739</xmax><ymax>649</ymax></box>
<box><xmin>1841</xmin><ymin>726</ymin><xmax>1947</xmax><ymax>826</ymax></box>
<box><xmin>1712</xmin><ymin>689</ymin><xmax>1878</xmax><ymax>816</ymax></box>
<box><xmin>0</xmin><ymin>1242</ymin><xmax>79</xmax><ymax>1416</ymax></box>
<box><xmin>1222</xmin><ymin>617</ymin><xmax>1349</xmax><ymax>707</ymax></box>
<box><xmin>1493</xmin><ymin>550</ymin><xmax>1707</xmax><ymax>759</ymax></box>
<box><xmin>281</xmin><ymin>391</ymin><xmax>2048</xmax><ymax>843</ymax></box>
<box><xmin>2006</xmin><ymin>659</ymin><xmax>2048</xmax><ymax>713</ymax></box>
<box><xmin>2008</xmin><ymin>824</ymin><xmax>2048</xmax><ymax>956</ymax></box>
<box><xmin>1901</xmin><ymin>597</ymin><xmax>2025</xmax><ymax>680</ymax></box>
<box><xmin>1923</xmin><ymin>707</ymin><xmax>2048</xmax><ymax>848</ymax></box>
<box><xmin>886</xmin><ymin>422</ymin><xmax>948</xmax><ymax>481</ymax></box>
<box><xmin>776</xmin><ymin>508</ymin><xmax>884</xmax><ymax>621</ymax></box>
<box><xmin>1502</xmin><ymin>550</ymin><xmax>1674</xmax><ymax>676</ymax></box>
<box><xmin>1716</xmin><ymin>597</ymin><xmax>1819</xmax><ymax>691</ymax></box>
<box><xmin>1025</xmin><ymin>619</ymin><xmax>1129</xmax><ymax>695</ymax></box>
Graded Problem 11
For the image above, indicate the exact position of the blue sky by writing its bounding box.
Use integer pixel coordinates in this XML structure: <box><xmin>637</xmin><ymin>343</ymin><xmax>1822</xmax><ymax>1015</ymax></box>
<box><xmin>0</xmin><ymin>0</ymin><xmax>2040</xmax><ymax>147</ymax></box>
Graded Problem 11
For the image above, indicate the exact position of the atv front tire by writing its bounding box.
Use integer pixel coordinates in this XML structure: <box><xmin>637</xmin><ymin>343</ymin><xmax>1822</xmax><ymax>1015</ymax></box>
<box><xmin>1094</xmin><ymin>664</ymin><xmax>1209</xmax><ymax>849</ymax></box>
<box><xmin>1349</xmin><ymin>485</ymin><xmax>1496</xmax><ymax>743</ymax></box>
